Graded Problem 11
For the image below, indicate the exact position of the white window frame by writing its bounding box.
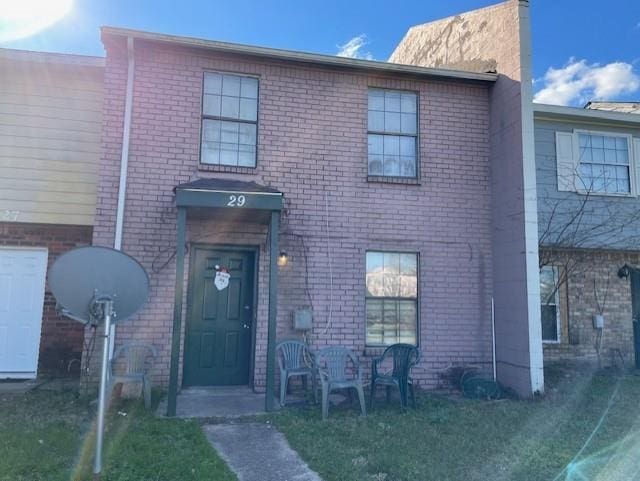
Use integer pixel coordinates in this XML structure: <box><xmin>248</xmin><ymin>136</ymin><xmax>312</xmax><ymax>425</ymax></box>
<box><xmin>367</xmin><ymin>88</ymin><xmax>419</xmax><ymax>179</ymax></box>
<box><xmin>573</xmin><ymin>129</ymin><xmax>637</xmax><ymax>197</ymax></box>
<box><xmin>200</xmin><ymin>71</ymin><xmax>259</xmax><ymax>168</ymax></box>
<box><xmin>365</xmin><ymin>250</ymin><xmax>419</xmax><ymax>347</ymax></box>
<box><xmin>540</xmin><ymin>265</ymin><xmax>561</xmax><ymax>344</ymax></box>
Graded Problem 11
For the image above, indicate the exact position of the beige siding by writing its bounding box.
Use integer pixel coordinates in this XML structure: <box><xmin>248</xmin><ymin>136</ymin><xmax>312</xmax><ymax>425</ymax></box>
<box><xmin>0</xmin><ymin>56</ymin><xmax>103</xmax><ymax>225</ymax></box>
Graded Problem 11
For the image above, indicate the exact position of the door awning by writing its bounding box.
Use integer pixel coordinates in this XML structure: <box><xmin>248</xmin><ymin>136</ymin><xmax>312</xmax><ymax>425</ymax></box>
<box><xmin>174</xmin><ymin>178</ymin><xmax>283</xmax><ymax>211</ymax></box>
<box><xmin>168</xmin><ymin>177</ymin><xmax>282</xmax><ymax>415</ymax></box>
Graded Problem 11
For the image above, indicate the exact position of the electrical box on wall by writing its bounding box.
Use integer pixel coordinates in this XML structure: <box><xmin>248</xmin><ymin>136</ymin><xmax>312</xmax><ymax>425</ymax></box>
<box><xmin>593</xmin><ymin>314</ymin><xmax>605</xmax><ymax>329</ymax></box>
<box><xmin>293</xmin><ymin>308</ymin><xmax>312</xmax><ymax>330</ymax></box>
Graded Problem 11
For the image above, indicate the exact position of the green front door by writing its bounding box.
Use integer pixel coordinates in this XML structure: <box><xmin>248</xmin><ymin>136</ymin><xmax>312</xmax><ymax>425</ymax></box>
<box><xmin>183</xmin><ymin>247</ymin><xmax>254</xmax><ymax>386</ymax></box>
<box><xmin>631</xmin><ymin>270</ymin><xmax>640</xmax><ymax>369</ymax></box>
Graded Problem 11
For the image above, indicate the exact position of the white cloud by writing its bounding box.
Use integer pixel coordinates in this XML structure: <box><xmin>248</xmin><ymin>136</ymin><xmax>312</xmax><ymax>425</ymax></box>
<box><xmin>336</xmin><ymin>34</ymin><xmax>374</xmax><ymax>61</ymax></box>
<box><xmin>533</xmin><ymin>58</ymin><xmax>640</xmax><ymax>106</ymax></box>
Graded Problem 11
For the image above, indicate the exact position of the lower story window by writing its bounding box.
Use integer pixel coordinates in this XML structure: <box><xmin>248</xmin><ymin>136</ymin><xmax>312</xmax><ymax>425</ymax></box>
<box><xmin>540</xmin><ymin>265</ymin><xmax>561</xmax><ymax>342</ymax></box>
<box><xmin>365</xmin><ymin>251</ymin><xmax>418</xmax><ymax>346</ymax></box>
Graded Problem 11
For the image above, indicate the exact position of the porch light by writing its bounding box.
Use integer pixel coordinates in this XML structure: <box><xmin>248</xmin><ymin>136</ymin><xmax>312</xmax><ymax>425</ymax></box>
<box><xmin>618</xmin><ymin>264</ymin><xmax>631</xmax><ymax>279</ymax></box>
<box><xmin>277</xmin><ymin>251</ymin><xmax>288</xmax><ymax>267</ymax></box>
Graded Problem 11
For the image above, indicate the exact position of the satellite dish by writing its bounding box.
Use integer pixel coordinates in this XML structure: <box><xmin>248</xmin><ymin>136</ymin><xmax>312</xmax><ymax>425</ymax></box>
<box><xmin>48</xmin><ymin>246</ymin><xmax>150</xmax><ymax>479</ymax></box>
<box><xmin>48</xmin><ymin>246</ymin><xmax>149</xmax><ymax>324</ymax></box>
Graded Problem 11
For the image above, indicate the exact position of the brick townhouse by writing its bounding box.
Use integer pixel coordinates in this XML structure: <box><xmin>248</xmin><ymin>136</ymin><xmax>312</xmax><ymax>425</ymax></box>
<box><xmin>0</xmin><ymin>0</ymin><xmax>544</xmax><ymax>412</ymax></box>
<box><xmin>8</xmin><ymin>0</ymin><xmax>636</xmax><ymax>407</ymax></box>
<box><xmin>96</xmin><ymin>0</ymin><xmax>543</xmax><ymax>417</ymax></box>
<box><xmin>533</xmin><ymin>103</ymin><xmax>640</xmax><ymax>366</ymax></box>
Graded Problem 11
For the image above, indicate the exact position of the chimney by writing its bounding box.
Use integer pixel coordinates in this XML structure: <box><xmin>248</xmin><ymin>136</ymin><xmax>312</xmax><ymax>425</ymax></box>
<box><xmin>391</xmin><ymin>1</ymin><xmax>543</xmax><ymax>397</ymax></box>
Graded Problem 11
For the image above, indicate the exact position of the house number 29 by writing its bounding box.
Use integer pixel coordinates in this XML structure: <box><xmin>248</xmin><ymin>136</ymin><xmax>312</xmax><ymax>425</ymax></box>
<box><xmin>227</xmin><ymin>195</ymin><xmax>246</xmax><ymax>207</ymax></box>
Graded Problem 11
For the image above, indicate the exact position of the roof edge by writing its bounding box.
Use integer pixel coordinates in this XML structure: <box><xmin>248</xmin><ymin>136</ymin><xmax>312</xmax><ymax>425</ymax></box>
<box><xmin>0</xmin><ymin>48</ymin><xmax>104</xmax><ymax>68</ymax></box>
<box><xmin>100</xmin><ymin>26</ymin><xmax>497</xmax><ymax>83</ymax></box>
<box><xmin>533</xmin><ymin>103</ymin><xmax>640</xmax><ymax>126</ymax></box>
<box><xmin>585</xmin><ymin>101</ymin><xmax>640</xmax><ymax>106</ymax></box>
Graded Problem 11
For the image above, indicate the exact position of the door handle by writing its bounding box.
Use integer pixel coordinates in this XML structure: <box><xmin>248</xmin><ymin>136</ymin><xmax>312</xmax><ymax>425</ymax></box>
<box><xmin>242</xmin><ymin>323</ymin><xmax>250</xmax><ymax>329</ymax></box>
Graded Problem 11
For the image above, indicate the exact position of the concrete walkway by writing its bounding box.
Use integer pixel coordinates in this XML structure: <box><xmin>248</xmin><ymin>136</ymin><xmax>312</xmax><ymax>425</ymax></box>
<box><xmin>156</xmin><ymin>386</ymin><xmax>322</xmax><ymax>480</ymax></box>
<box><xmin>203</xmin><ymin>423</ymin><xmax>323</xmax><ymax>481</ymax></box>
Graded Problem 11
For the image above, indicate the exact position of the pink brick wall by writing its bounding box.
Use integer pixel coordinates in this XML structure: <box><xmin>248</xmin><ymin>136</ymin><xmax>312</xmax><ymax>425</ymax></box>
<box><xmin>95</xmin><ymin>36</ymin><xmax>494</xmax><ymax>391</ymax></box>
<box><xmin>391</xmin><ymin>0</ymin><xmax>543</xmax><ymax>397</ymax></box>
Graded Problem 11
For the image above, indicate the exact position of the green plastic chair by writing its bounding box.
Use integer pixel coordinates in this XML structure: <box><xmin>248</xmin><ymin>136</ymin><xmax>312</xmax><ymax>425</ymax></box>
<box><xmin>369</xmin><ymin>343</ymin><xmax>420</xmax><ymax>410</ymax></box>
<box><xmin>276</xmin><ymin>340</ymin><xmax>317</xmax><ymax>406</ymax></box>
<box><xmin>315</xmin><ymin>346</ymin><xmax>366</xmax><ymax>420</ymax></box>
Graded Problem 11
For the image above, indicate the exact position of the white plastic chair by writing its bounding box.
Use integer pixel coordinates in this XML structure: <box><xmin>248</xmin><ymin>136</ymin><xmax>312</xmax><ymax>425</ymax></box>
<box><xmin>109</xmin><ymin>343</ymin><xmax>156</xmax><ymax>409</ymax></box>
<box><xmin>276</xmin><ymin>340</ymin><xmax>317</xmax><ymax>406</ymax></box>
<box><xmin>315</xmin><ymin>346</ymin><xmax>366</xmax><ymax>420</ymax></box>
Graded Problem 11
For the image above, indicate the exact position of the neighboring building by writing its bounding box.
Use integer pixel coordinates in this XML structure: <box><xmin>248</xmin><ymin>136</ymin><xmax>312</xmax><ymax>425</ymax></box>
<box><xmin>0</xmin><ymin>49</ymin><xmax>104</xmax><ymax>378</ymax></box>
<box><xmin>93</xmin><ymin>15</ymin><xmax>546</xmax><ymax>415</ymax></box>
<box><xmin>585</xmin><ymin>102</ymin><xmax>640</xmax><ymax>115</ymax></box>
<box><xmin>533</xmin><ymin>103</ymin><xmax>640</xmax><ymax>366</ymax></box>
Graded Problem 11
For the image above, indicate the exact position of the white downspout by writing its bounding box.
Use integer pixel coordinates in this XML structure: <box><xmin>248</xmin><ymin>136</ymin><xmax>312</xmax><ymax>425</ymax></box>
<box><xmin>491</xmin><ymin>297</ymin><xmax>497</xmax><ymax>382</ymax></box>
<box><xmin>109</xmin><ymin>36</ymin><xmax>135</xmax><ymax>360</ymax></box>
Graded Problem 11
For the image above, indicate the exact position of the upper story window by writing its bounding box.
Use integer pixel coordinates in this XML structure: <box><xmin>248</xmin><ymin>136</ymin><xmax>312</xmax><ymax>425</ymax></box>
<box><xmin>367</xmin><ymin>88</ymin><xmax>418</xmax><ymax>178</ymax></box>
<box><xmin>556</xmin><ymin>129</ymin><xmax>638</xmax><ymax>196</ymax></box>
<box><xmin>578</xmin><ymin>133</ymin><xmax>630</xmax><ymax>194</ymax></box>
<box><xmin>201</xmin><ymin>72</ymin><xmax>258</xmax><ymax>168</ymax></box>
<box><xmin>365</xmin><ymin>251</ymin><xmax>418</xmax><ymax>346</ymax></box>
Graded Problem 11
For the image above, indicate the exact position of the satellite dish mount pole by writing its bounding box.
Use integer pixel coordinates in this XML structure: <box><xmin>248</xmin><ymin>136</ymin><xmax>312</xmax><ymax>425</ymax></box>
<box><xmin>47</xmin><ymin>246</ymin><xmax>150</xmax><ymax>480</ymax></box>
<box><xmin>93</xmin><ymin>297</ymin><xmax>114</xmax><ymax>481</ymax></box>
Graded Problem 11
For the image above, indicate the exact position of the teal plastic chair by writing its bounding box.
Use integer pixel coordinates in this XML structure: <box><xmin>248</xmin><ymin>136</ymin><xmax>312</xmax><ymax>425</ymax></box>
<box><xmin>315</xmin><ymin>346</ymin><xmax>366</xmax><ymax>420</ymax></box>
<box><xmin>109</xmin><ymin>343</ymin><xmax>156</xmax><ymax>409</ymax></box>
<box><xmin>276</xmin><ymin>340</ymin><xmax>317</xmax><ymax>406</ymax></box>
<box><xmin>369</xmin><ymin>344</ymin><xmax>420</xmax><ymax>410</ymax></box>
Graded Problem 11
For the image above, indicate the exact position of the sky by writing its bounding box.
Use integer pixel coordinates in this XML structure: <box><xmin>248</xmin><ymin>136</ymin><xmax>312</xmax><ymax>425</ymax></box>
<box><xmin>1</xmin><ymin>0</ymin><xmax>639</xmax><ymax>107</ymax></box>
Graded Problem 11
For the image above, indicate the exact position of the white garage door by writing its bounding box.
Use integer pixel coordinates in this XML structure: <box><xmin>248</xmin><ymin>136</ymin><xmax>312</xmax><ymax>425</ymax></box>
<box><xmin>0</xmin><ymin>248</ymin><xmax>48</xmax><ymax>379</ymax></box>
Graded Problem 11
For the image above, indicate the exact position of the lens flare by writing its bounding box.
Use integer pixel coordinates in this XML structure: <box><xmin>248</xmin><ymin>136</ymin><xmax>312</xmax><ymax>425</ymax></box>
<box><xmin>0</xmin><ymin>0</ymin><xmax>73</xmax><ymax>43</ymax></box>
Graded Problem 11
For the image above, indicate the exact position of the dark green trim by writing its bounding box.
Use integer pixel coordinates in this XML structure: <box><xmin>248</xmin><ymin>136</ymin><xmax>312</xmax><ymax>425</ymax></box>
<box><xmin>181</xmin><ymin>244</ymin><xmax>199</xmax><ymax>386</ymax></box>
<box><xmin>176</xmin><ymin>189</ymin><xmax>283</xmax><ymax>210</ymax></box>
<box><xmin>265</xmin><ymin>210</ymin><xmax>279</xmax><ymax>412</ymax></box>
<box><xmin>167</xmin><ymin>207</ymin><xmax>187</xmax><ymax>417</ymax></box>
<box><xmin>167</xmin><ymin>196</ymin><xmax>281</xmax><ymax>413</ymax></box>
<box><xmin>249</xmin><ymin>247</ymin><xmax>260</xmax><ymax>388</ymax></box>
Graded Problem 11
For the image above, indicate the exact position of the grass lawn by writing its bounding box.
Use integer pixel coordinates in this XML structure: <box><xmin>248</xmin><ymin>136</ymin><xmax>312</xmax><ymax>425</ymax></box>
<box><xmin>0</xmin><ymin>386</ymin><xmax>236</xmax><ymax>481</ymax></box>
<box><xmin>273</xmin><ymin>367</ymin><xmax>640</xmax><ymax>481</ymax></box>
<box><xmin>2</xmin><ymin>367</ymin><xmax>640</xmax><ymax>481</ymax></box>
